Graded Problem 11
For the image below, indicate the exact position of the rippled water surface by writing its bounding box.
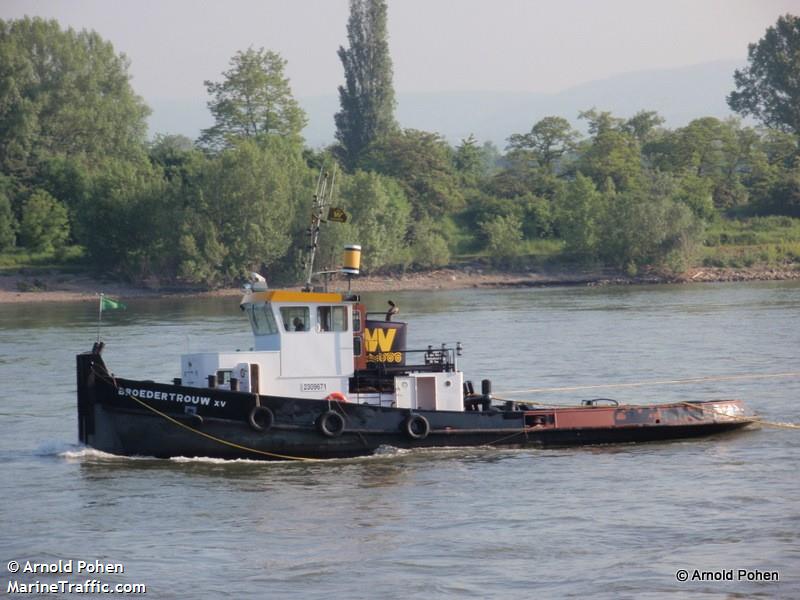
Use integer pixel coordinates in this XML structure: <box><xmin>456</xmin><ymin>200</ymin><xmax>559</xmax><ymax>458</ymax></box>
<box><xmin>1</xmin><ymin>282</ymin><xmax>798</xmax><ymax>599</ymax></box>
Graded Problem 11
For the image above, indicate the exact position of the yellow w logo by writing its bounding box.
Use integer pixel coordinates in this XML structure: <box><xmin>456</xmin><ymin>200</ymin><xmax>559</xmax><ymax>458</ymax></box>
<box><xmin>364</xmin><ymin>327</ymin><xmax>397</xmax><ymax>353</ymax></box>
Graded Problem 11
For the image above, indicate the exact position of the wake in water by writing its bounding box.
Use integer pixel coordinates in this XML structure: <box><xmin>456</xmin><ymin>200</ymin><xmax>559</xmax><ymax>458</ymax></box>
<box><xmin>33</xmin><ymin>440</ymin><xmax>84</xmax><ymax>456</ymax></box>
<box><xmin>59</xmin><ymin>446</ymin><xmax>144</xmax><ymax>461</ymax></box>
<box><xmin>169</xmin><ymin>455</ymin><xmax>273</xmax><ymax>465</ymax></box>
<box><xmin>35</xmin><ymin>441</ymin><xmax>159</xmax><ymax>462</ymax></box>
<box><xmin>39</xmin><ymin>441</ymin><xmax>532</xmax><ymax>467</ymax></box>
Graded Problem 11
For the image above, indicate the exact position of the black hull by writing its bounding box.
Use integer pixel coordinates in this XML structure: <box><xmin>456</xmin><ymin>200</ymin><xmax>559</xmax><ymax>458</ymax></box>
<box><xmin>77</xmin><ymin>352</ymin><xmax>754</xmax><ymax>461</ymax></box>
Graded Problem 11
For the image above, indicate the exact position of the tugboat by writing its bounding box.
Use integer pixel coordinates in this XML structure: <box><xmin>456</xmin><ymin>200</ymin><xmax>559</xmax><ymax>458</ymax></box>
<box><xmin>75</xmin><ymin>175</ymin><xmax>754</xmax><ymax>461</ymax></box>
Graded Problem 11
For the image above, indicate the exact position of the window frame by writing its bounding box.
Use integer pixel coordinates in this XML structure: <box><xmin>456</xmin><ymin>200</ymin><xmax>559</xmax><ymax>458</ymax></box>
<box><xmin>317</xmin><ymin>305</ymin><xmax>348</xmax><ymax>332</ymax></box>
<box><xmin>247</xmin><ymin>303</ymin><xmax>278</xmax><ymax>335</ymax></box>
<box><xmin>280</xmin><ymin>306</ymin><xmax>310</xmax><ymax>332</ymax></box>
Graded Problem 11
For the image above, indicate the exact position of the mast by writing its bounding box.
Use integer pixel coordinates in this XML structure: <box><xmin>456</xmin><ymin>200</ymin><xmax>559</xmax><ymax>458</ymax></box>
<box><xmin>303</xmin><ymin>165</ymin><xmax>338</xmax><ymax>290</ymax></box>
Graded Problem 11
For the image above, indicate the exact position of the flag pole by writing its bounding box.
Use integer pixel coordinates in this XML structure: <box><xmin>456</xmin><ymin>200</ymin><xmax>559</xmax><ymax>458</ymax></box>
<box><xmin>97</xmin><ymin>292</ymin><xmax>104</xmax><ymax>342</ymax></box>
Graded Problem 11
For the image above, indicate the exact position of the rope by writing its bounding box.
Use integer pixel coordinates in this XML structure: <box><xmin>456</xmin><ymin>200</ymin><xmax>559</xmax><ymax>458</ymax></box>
<box><xmin>93</xmin><ymin>367</ymin><xmax>320</xmax><ymax>462</ymax></box>
<box><xmin>90</xmin><ymin>365</ymin><xmax>799</xmax><ymax>462</ymax></box>
<box><xmin>750</xmin><ymin>418</ymin><xmax>800</xmax><ymax>430</ymax></box>
<box><xmin>492</xmin><ymin>396</ymin><xmax>549</xmax><ymax>406</ymax></box>
<box><xmin>497</xmin><ymin>371</ymin><xmax>800</xmax><ymax>396</ymax></box>
<box><xmin>125</xmin><ymin>393</ymin><xmax>321</xmax><ymax>462</ymax></box>
<box><xmin>483</xmin><ymin>429</ymin><xmax>528</xmax><ymax>446</ymax></box>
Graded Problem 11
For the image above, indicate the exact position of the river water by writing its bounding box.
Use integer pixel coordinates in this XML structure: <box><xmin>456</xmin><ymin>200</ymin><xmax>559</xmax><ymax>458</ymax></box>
<box><xmin>1</xmin><ymin>281</ymin><xmax>798</xmax><ymax>599</ymax></box>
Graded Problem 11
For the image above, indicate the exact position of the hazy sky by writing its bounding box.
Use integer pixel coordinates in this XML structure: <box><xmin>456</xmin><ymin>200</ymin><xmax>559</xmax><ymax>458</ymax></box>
<box><xmin>2</xmin><ymin>0</ymin><xmax>797</xmax><ymax>101</ymax></box>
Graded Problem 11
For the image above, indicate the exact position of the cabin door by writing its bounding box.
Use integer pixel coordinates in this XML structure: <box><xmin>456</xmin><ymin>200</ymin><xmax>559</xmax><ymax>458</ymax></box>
<box><xmin>416</xmin><ymin>377</ymin><xmax>436</xmax><ymax>410</ymax></box>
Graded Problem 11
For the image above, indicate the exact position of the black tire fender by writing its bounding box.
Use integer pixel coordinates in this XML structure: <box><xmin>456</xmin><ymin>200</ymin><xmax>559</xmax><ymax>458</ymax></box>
<box><xmin>248</xmin><ymin>406</ymin><xmax>275</xmax><ymax>432</ymax></box>
<box><xmin>317</xmin><ymin>410</ymin><xmax>346</xmax><ymax>438</ymax></box>
<box><xmin>404</xmin><ymin>414</ymin><xmax>430</xmax><ymax>440</ymax></box>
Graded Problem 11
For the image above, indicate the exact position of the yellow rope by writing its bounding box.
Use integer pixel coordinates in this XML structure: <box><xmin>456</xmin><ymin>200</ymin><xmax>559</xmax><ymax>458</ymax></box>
<box><xmin>93</xmin><ymin>365</ymin><xmax>799</xmax><ymax>462</ymax></box>
<box><xmin>750</xmin><ymin>418</ymin><xmax>800</xmax><ymax>430</ymax></box>
<box><xmin>497</xmin><ymin>371</ymin><xmax>800</xmax><ymax>396</ymax></box>
<box><xmin>94</xmin><ymin>371</ymin><xmax>323</xmax><ymax>462</ymax></box>
<box><xmin>126</xmin><ymin>393</ymin><xmax>322</xmax><ymax>462</ymax></box>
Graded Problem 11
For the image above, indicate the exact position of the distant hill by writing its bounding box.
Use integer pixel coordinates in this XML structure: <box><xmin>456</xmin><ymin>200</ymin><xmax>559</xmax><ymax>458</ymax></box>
<box><xmin>147</xmin><ymin>59</ymin><xmax>745</xmax><ymax>148</ymax></box>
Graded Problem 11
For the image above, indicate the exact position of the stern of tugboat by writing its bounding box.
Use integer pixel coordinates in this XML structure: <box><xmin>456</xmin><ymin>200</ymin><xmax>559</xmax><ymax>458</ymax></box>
<box><xmin>77</xmin><ymin>345</ymin><xmax>125</xmax><ymax>454</ymax></box>
<box><xmin>77</xmin><ymin>349</ymin><xmax>100</xmax><ymax>446</ymax></box>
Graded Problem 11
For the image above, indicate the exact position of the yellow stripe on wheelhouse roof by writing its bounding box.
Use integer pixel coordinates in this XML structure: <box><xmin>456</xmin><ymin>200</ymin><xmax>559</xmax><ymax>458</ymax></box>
<box><xmin>243</xmin><ymin>290</ymin><xmax>345</xmax><ymax>304</ymax></box>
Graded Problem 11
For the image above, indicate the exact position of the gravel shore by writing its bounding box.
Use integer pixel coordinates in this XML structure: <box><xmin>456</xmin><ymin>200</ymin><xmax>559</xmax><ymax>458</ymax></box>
<box><xmin>2</xmin><ymin>265</ymin><xmax>798</xmax><ymax>304</ymax></box>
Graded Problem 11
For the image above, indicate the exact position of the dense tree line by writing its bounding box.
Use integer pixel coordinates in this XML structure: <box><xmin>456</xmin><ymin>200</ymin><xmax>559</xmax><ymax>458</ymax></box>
<box><xmin>1</xmin><ymin>9</ymin><xmax>798</xmax><ymax>285</ymax></box>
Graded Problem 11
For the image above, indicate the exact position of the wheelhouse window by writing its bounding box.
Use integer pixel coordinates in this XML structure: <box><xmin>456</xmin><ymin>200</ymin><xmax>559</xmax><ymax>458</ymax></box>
<box><xmin>280</xmin><ymin>307</ymin><xmax>309</xmax><ymax>332</ymax></box>
<box><xmin>318</xmin><ymin>306</ymin><xmax>348</xmax><ymax>332</ymax></box>
<box><xmin>247</xmin><ymin>303</ymin><xmax>278</xmax><ymax>335</ymax></box>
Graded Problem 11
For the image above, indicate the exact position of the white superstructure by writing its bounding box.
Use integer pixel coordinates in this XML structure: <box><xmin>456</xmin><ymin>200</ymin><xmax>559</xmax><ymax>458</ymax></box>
<box><xmin>179</xmin><ymin>288</ymin><xmax>464</xmax><ymax>411</ymax></box>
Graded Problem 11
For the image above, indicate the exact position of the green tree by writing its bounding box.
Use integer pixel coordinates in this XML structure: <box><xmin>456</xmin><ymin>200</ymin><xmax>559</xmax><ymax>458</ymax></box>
<box><xmin>745</xmin><ymin>130</ymin><xmax>800</xmax><ymax>215</ymax></box>
<box><xmin>18</xmin><ymin>189</ymin><xmax>69</xmax><ymax>252</ymax></box>
<box><xmin>728</xmin><ymin>14</ymin><xmax>800</xmax><ymax>135</ymax></box>
<box><xmin>409</xmin><ymin>217</ymin><xmax>451</xmax><ymax>267</ymax></box>
<box><xmin>335</xmin><ymin>0</ymin><xmax>397</xmax><ymax>169</ymax></box>
<box><xmin>761</xmin><ymin>161</ymin><xmax>800</xmax><ymax>217</ymax></box>
<box><xmin>149</xmin><ymin>134</ymin><xmax>194</xmax><ymax>165</ymax></box>
<box><xmin>360</xmin><ymin>129</ymin><xmax>463</xmax><ymax>219</ymax></box>
<box><xmin>466</xmin><ymin>192</ymin><xmax>553</xmax><ymax>246</ymax></box>
<box><xmin>148</xmin><ymin>134</ymin><xmax>203</xmax><ymax>183</ymax></box>
<box><xmin>36</xmin><ymin>155</ymin><xmax>94</xmax><ymax>242</ymax></box>
<box><xmin>177</xmin><ymin>218</ymin><xmax>226</xmax><ymax>285</ymax></box>
<box><xmin>597</xmin><ymin>184</ymin><xmax>702</xmax><ymax>273</ymax></box>
<box><xmin>0</xmin><ymin>17</ymin><xmax>149</xmax><ymax>181</ymax></box>
<box><xmin>480</xmin><ymin>214</ymin><xmax>523</xmax><ymax>260</ymax></box>
<box><xmin>79</xmin><ymin>158</ymin><xmax>176</xmax><ymax>278</ymax></box>
<box><xmin>577</xmin><ymin>124</ymin><xmax>642</xmax><ymax>192</ymax></box>
<box><xmin>496</xmin><ymin>116</ymin><xmax>578</xmax><ymax>203</ymax></box>
<box><xmin>557</xmin><ymin>173</ymin><xmax>604</xmax><ymax>258</ymax></box>
<box><xmin>326</xmin><ymin>170</ymin><xmax>411</xmax><ymax>272</ymax></box>
<box><xmin>673</xmin><ymin>173</ymin><xmax>716</xmax><ymax>221</ymax></box>
<box><xmin>624</xmin><ymin>110</ymin><xmax>665</xmax><ymax>145</ymax></box>
<box><xmin>179</xmin><ymin>138</ymin><xmax>312</xmax><ymax>285</ymax></box>
<box><xmin>578</xmin><ymin>108</ymin><xmax>625</xmax><ymax>136</ymax></box>
<box><xmin>506</xmin><ymin>116</ymin><xmax>579</xmax><ymax>173</ymax></box>
<box><xmin>0</xmin><ymin>189</ymin><xmax>16</xmax><ymax>250</ymax></box>
<box><xmin>479</xmin><ymin>141</ymin><xmax>502</xmax><ymax>176</ymax></box>
<box><xmin>644</xmin><ymin>117</ymin><xmax>755</xmax><ymax>209</ymax></box>
<box><xmin>200</xmin><ymin>48</ymin><xmax>307</xmax><ymax>150</ymax></box>
<box><xmin>454</xmin><ymin>134</ymin><xmax>485</xmax><ymax>186</ymax></box>
<box><xmin>488</xmin><ymin>156</ymin><xmax>566</xmax><ymax>201</ymax></box>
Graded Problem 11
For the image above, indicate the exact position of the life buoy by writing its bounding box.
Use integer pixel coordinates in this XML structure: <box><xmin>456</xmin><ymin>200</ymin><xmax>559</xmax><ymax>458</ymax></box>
<box><xmin>325</xmin><ymin>392</ymin><xmax>348</xmax><ymax>403</ymax></box>
<box><xmin>317</xmin><ymin>410</ymin><xmax>346</xmax><ymax>437</ymax></box>
<box><xmin>239</xmin><ymin>368</ymin><xmax>247</xmax><ymax>379</ymax></box>
<box><xmin>403</xmin><ymin>414</ymin><xmax>430</xmax><ymax>440</ymax></box>
<box><xmin>248</xmin><ymin>405</ymin><xmax>274</xmax><ymax>432</ymax></box>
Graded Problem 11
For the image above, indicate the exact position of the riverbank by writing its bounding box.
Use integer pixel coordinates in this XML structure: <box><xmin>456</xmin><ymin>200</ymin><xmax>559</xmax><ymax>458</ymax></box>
<box><xmin>1</xmin><ymin>264</ymin><xmax>799</xmax><ymax>304</ymax></box>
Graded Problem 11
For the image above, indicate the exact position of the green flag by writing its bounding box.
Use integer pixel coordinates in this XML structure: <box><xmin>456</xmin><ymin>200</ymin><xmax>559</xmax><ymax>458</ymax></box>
<box><xmin>100</xmin><ymin>296</ymin><xmax>126</xmax><ymax>311</ymax></box>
